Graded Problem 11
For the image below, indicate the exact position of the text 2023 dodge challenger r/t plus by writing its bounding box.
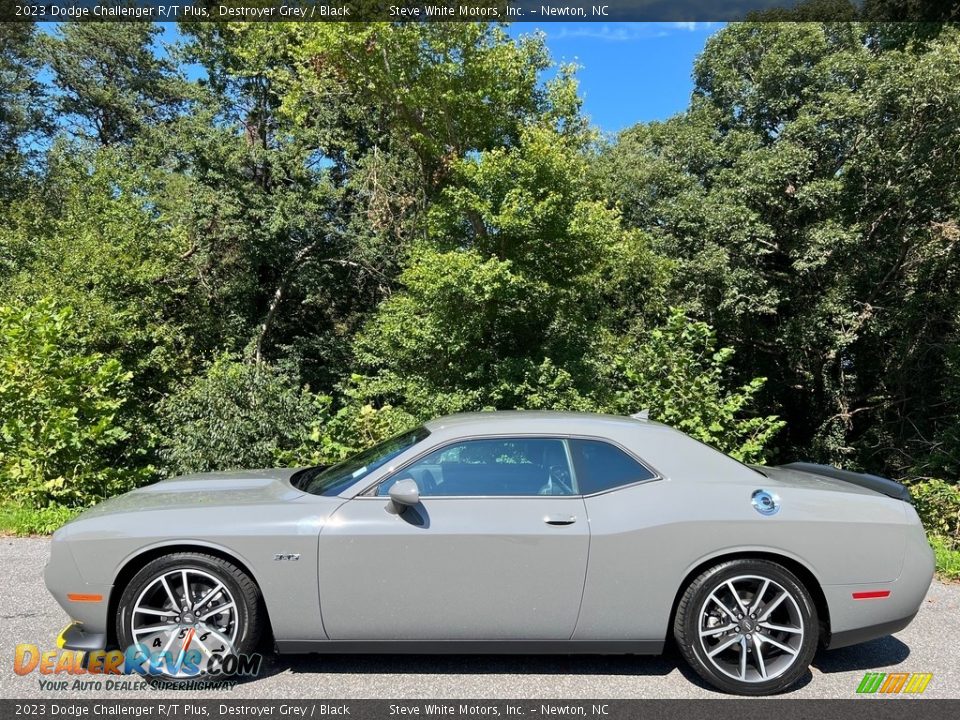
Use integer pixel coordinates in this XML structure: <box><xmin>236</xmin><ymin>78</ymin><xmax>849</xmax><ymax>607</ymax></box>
<box><xmin>44</xmin><ymin>411</ymin><xmax>933</xmax><ymax>695</ymax></box>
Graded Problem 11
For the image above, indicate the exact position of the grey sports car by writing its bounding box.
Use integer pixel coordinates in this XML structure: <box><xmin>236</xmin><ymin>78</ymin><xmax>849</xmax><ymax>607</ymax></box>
<box><xmin>45</xmin><ymin>411</ymin><xmax>934</xmax><ymax>695</ymax></box>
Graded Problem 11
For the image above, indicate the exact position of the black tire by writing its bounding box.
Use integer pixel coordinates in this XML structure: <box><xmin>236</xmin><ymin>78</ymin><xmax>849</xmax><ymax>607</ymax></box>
<box><xmin>116</xmin><ymin>552</ymin><xmax>263</xmax><ymax>682</ymax></box>
<box><xmin>673</xmin><ymin>559</ymin><xmax>818</xmax><ymax>695</ymax></box>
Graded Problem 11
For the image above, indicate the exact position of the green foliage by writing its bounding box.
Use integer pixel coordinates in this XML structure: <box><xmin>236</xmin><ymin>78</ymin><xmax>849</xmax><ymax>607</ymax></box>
<box><xmin>158</xmin><ymin>356</ymin><xmax>321</xmax><ymax>475</ymax></box>
<box><xmin>350</xmin><ymin>125</ymin><xmax>630</xmax><ymax>415</ymax></box>
<box><xmin>0</xmin><ymin>22</ymin><xmax>46</xmax><ymax>202</ymax></box>
<box><xmin>307</xmin><ymin>402</ymin><xmax>419</xmax><ymax>465</ymax></box>
<box><xmin>39</xmin><ymin>23</ymin><xmax>189</xmax><ymax>146</ymax></box>
<box><xmin>906</xmin><ymin>478</ymin><xmax>960</xmax><ymax>579</ymax></box>
<box><xmin>911</xmin><ymin>479</ymin><xmax>960</xmax><ymax>547</ymax></box>
<box><xmin>0</xmin><ymin>299</ymin><xmax>142</xmax><ymax>508</ymax></box>
<box><xmin>347</xmin><ymin>122</ymin><xmax>778</xmax><ymax>460</ymax></box>
<box><xmin>10</xmin><ymin>19</ymin><xmax>960</xmax><ymax>528</ymax></box>
<box><xmin>272</xmin><ymin>23</ymin><xmax>560</xmax><ymax>169</ymax></box>
<box><xmin>0</xmin><ymin>502</ymin><xmax>81</xmax><ymax>537</ymax></box>
<box><xmin>928</xmin><ymin>535</ymin><xmax>960</xmax><ymax>582</ymax></box>
<box><xmin>599</xmin><ymin>23</ymin><xmax>960</xmax><ymax>476</ymax></box>
<box><xmin>598</xmin><ymin>310</ymin><xmax>785</xmax><ymax>463</ymax></box>
<box><xmin>7</xmin><ymin>146</ymin><xmax>198</xmax><ymax>378</ymax></box>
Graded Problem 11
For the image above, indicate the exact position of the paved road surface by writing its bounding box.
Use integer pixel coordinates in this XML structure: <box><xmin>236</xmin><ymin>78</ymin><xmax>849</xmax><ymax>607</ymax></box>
<box><xmin>2</xmin><ymin>537</ymin><xmax>957</xmax><ymax>699</ymax></box>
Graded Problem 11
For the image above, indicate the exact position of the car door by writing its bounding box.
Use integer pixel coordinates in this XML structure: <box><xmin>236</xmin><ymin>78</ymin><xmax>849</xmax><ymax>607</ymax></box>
<box><xmin>317</xmin><ymin>436</ymin><xmax>589</xmax><ymax>641</ymax></box>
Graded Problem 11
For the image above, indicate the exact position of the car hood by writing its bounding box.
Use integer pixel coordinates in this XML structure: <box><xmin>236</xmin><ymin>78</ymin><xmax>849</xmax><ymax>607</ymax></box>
<box><xmin>69</xmin><ymin>468</ymin><xmax>307</xmax><ymax>520</ymax></box>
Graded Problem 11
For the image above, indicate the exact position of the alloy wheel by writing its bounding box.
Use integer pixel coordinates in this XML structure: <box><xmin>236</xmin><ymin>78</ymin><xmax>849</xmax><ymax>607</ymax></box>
<box><xmin>129</xmin><ymin>567</ymin><xmax>239</xmax><ymax>678</ymax></box>
<box><xmin>697</xmin><ymin>574</ymin><xmax>805</xmax><ymax>684</ymax></box>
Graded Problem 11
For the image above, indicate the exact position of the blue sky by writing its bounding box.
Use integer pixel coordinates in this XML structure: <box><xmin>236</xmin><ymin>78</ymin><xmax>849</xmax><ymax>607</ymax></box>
<box><xmin>514</xmin><ymin>22</ymin><xmax>719</xmax><ymax>132</ymax></box>
<box><xmin>157</xmin><ymin>22</ymin><xmax>718</xmax><ymax>135</ymax></box>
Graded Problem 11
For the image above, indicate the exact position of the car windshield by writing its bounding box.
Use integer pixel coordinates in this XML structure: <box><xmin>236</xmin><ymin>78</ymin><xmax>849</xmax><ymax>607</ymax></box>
<box><xmin>293</xmin><ymin>427</ymin><xmax>430</xmax><ymax>496</ymax></box>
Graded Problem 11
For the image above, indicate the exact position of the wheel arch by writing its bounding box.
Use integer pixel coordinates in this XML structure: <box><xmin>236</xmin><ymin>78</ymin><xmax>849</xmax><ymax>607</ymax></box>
<box><xmin>107</xmin><ymin>542</ymin><xmax>272</xmax><ymax>649</ymax></box>
<box><xmin>667</xmin><ymin>550</ymin><xmax>831</xmax><ymax>647</ymax></box>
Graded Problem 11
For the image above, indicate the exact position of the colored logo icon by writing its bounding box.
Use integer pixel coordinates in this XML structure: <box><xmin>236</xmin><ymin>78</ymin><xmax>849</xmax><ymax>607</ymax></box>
<box><xmin>856</xmin><ymin>672</ymin><xmax>933</xmax><ymax>694</ymax></box>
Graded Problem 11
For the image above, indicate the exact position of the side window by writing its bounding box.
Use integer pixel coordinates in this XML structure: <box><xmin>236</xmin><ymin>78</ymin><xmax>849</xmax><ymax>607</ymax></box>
<box><xmin>378</xmin><ymin>437</ymin><xmax>576</xmax><ymax>497</ymax></box>
<box><xmin>569</xmin><ymin>439</ymin><xmax>656</xmax><ymax>495</ymax></box>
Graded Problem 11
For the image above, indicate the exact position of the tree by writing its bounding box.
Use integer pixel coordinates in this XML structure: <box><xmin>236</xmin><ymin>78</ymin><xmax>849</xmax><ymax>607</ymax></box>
<box><xmin>599</xmin><ymin>23</ymin><xmax>960</xmax><ymax>475</ymax></box>
<box><xmin>157</xmin><ymin>355</ymin><xmax>321</xmax><ymax>475</ymax></box>
<box><xmin>40</xmin><ymin>23</ymin><xmax>189</xmax><ymax>147</ymax></box>
<box><xmin>0</xmin><ymin>22</ymin><xmax>46</xmax><ymax>203</ymax></box>
<box><xmin>5</xmin><ymin>144</ymin><xmax>201</xmax><ymax>415</ymax></box>
<box><xmin>175</xmin><ymin>23</ymin><xmax>405</xmax><ymax>377</ymax></box>
<box><xmin>170</xmin><ymin>22</ymin><xmax>584</xmax><ymax>382</ymax></box>
<box><xmin>347</xmin><ymin>123</ymin><xmax>779</xmax><ymax>459</ymax></box>
<box><xmin>349</xmin><ymin>124</ymin><xmax>617</xmax><ymax>415</ymax></box>
<box><xmin>595</xmin><ymin>309</ymin><xmax>785</xmax><ymax>463</ymax></box>
<box><xmin>0</xmin><ymin>299</ymin><xmax>143</xmax><ymax>508</ymax></box>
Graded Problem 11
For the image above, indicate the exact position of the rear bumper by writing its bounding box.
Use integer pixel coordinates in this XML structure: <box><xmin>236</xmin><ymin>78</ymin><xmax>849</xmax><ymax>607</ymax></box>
<box><xmin>827</xmin><ymin>613</ymin><xmax>917</xmax><ymax>649</ymax></box>
<box><xmin>824</xmin><ymin>518</ymin><xmax>934</xmax><ymax>650</ymax></box>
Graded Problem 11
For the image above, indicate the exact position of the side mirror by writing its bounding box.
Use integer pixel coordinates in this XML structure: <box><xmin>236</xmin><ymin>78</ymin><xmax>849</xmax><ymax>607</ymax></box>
<box><xmin>388</xmin><ymin>478</ymin><xmax>420</xmax><ymax>508</ymax></box>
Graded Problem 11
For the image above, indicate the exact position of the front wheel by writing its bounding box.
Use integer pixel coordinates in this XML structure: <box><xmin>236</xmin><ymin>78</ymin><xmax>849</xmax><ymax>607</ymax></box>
<box><xmin>673</xmin><ymin>559</ymin><xmax>818</xmax><ymax>695</ymax></box>
<box><xmin>116</xmin><ymin>552</ymin><xmax>264</xmax><ymax>681</ymax></box>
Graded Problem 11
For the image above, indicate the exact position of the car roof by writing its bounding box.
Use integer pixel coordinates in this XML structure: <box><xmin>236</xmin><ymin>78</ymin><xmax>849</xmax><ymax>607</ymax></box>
<box><xmin>423</xmin><ymin>410</ymin><xmax>660</xmax><ymax>436</ymax></box>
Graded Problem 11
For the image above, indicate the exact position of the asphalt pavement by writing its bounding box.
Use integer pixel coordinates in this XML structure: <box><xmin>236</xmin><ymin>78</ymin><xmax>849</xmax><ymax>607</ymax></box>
<box><xmin>2</xmin><ymin>537</ymin><xmax>957</xmax><ymax>699</ymax></box>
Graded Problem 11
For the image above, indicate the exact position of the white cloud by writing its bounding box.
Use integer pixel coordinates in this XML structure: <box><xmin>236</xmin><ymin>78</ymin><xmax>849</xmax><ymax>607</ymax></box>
<box><xmin>671</xmin><ymin>22</ymin><xmax>717</xmax><ymax>31</ymax></box>
<box><xmin>547</xmin><ymin>22</ymin><xmax>717</xmax><ymax>42</ymax></box>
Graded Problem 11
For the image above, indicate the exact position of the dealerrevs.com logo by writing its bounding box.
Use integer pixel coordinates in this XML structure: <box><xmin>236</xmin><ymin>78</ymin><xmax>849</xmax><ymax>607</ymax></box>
<box><xmin>14</xmin><ymin>643</ymin><xmax>262</xmax><ymax>690</ymax></box>
<box><xmin>856</xmin><ymin>672</ymin><xmax>933</xmax><ymax>695</ymax></box>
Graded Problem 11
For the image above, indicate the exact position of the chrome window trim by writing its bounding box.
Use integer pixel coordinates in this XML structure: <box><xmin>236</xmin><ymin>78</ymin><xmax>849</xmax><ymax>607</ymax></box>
<box><xmin>567</xmin><ymin>436</ymin><xmax>662</xmax><ymax>497</ymax></box>
<box><xmin>358</xmin><ymin>433</ymin><xmax>663</xmax><ymax>499</ymax></box>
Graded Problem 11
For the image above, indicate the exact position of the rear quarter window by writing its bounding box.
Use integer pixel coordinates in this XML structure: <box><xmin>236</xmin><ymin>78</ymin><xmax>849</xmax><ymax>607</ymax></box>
<box><xmin>570</xmin><ymin>438</ymin><xmax>657</xmax><ymax>495</ymax></box>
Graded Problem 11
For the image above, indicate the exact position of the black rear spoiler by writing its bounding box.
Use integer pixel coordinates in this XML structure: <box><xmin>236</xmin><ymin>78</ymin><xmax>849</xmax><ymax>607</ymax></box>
<box><xmin>779</xmin><ymin>462</ymin><xmax>912</xmax><ymax>503</ymax></box>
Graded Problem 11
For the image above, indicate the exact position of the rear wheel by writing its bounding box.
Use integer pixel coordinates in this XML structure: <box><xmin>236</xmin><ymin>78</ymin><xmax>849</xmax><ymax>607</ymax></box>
<box><xmin>116</xmin><ymin>552</ymin><xmax>263</xmax><ymax>681</ymax></box>
<box><xmin>674</xmin><ymin>559</ymin><xmax>818</xmax><ymax>695</ymax></box>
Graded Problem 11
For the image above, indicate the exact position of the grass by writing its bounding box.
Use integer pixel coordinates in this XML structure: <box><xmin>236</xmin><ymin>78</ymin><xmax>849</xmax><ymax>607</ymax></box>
<box><xmin>0</xmin><ymin>502</ymin><xmax>82</xmax><ymax>536</ymax></box>
<box><xmin>929</xmin><ymin>534</ymin><xmax>960</xmax><ymax>582</ymax></box>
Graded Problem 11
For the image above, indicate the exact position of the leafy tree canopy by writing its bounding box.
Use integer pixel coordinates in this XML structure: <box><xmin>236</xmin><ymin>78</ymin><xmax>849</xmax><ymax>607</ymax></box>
<box><xmin>4</xmin><ymin>20</ymin><xmax>959</xmax><ymax>509</ymax></box>
<box><xmin>599</xmin><ymin>22</ymin><xmax>960</xmax><ymax>475</ymax></box>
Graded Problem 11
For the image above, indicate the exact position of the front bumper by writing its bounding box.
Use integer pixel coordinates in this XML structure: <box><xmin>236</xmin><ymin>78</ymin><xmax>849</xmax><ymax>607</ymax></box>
<box><xmin>44</xmin><ymin>530</ymin><xmax>112</xmax><ymax>650</ymax></box>
<box><xmin>57</xmin><ymin>622</ymin><xmax>108</xmax><ymax>652</ymax></box>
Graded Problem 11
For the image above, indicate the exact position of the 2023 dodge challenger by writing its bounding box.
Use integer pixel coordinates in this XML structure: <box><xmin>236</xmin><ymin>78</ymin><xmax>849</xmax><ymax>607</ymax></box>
<box><xmin>45</xmin><ymin>411</ymin><xmax>934</xmax><ymax>695</ymax></box>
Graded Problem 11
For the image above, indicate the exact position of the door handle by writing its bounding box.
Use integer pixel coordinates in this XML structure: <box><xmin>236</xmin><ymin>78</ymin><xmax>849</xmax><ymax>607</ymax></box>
<box><xmin>544</xmin><ymin>515</ymin><xmax>577</xmax><ymax>526</ymax></box>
